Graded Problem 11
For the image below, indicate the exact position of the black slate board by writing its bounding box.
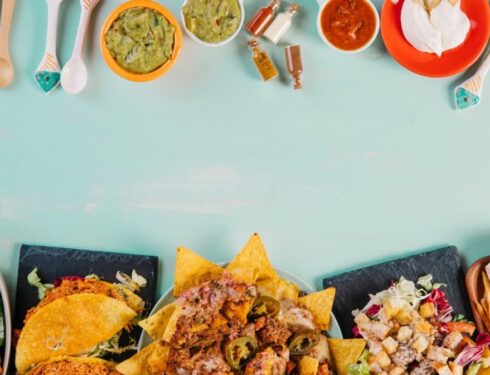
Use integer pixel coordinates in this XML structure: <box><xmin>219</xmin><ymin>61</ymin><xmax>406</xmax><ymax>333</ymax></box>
<box><xmin>323</xmin><ymin>246</ymin><xmax>472</xmax><ymax>338</ymax></box>
<box><xmin>14</xmin><ymin>245</ymin><xmax>159</xmax><ymax>363</ymax></box>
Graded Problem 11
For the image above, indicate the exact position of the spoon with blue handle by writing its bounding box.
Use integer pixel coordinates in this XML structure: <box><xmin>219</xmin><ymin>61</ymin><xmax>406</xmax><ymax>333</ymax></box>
<box><xmin>35</xmin><ymin>0</ymin><xmax>63</xmax><ymax>93</ymax></box>
<box><xmin>454</xmin><ymin>51</ymin><xmax>490</xmax><ymax>110</ymax></box>
<box><xmin>60</xmin><ymin>0</ymin><xmax>101</xmax><ymax>94</ymax></box>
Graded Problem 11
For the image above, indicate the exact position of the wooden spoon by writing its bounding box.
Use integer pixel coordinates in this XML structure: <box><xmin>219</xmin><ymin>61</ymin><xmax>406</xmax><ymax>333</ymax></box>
<box><xmin>0</xmin><ymin>0</ymin><xmax>16</xmax><ymax>88</ymax></box>
<box><xmin>465</xmin><ymin>256</ymin><xmax>490</xmax><ymax>333</ymax></box>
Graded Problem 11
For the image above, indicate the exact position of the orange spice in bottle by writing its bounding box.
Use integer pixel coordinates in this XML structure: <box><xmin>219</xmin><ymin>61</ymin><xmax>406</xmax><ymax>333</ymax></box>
<box><xmin>248</xmin><ymin>39</ymin><xmax>279</xmax><ymax>81</ymax></box>
<box><xmin>245</xmin><ymin>0</ymin><xmax>281</xmax><ymax>37</ymax></box>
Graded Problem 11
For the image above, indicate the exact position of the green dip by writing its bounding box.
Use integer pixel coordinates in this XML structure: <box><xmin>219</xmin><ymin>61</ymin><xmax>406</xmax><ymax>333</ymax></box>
<box><xmin>182</xmin><ymin>0</ymin><xmax>241</xmax><ymax>43</ymax></box>
<box><xmin>105</xmin><ymin>7</ymin><xmax>175</xmax><ymax>74</ymax></box>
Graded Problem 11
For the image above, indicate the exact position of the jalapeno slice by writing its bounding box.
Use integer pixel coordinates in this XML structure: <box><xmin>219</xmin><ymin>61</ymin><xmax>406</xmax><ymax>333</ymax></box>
<box><xmin>225</xmin><ymin>336</ymin><xmax>258</xmax><ymax>370</ymax></box>
<box><xmin>288</xmin><ymin>331</ymin><xmax>321</xmax><ymax>355</ymax></box>
<box><xmin>248</xmin><ymin>296</ymin><xmax>280</xmax><ymax>320</ymax></box>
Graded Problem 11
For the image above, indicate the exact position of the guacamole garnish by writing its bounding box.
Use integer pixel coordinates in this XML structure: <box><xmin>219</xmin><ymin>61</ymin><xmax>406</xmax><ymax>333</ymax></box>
<box><xmin>182</xmin><ymin>0</ymin><xmax>241</xmax><ymax>43</ymax></box>
<box><xmin>105</xmin><ymin>7</ymin><xmax>175</xmax><ymax>74</ymax></box>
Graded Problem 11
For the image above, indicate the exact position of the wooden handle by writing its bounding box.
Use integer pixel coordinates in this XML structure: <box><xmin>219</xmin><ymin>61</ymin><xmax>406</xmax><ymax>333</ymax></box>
<box><xmin>0</xmin><ymin>0</ymin><xmax>17</xmax><ymax>57</ymax></box>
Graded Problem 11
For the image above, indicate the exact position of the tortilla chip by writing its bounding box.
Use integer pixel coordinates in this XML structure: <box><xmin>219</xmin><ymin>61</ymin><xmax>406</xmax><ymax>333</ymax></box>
<box><xmin>139</xmin><ymin>303</ymin><xmax>177</xmax><ymax>340</ymax></box>
<box><xmin>256</xmin><ymin>277</ymin><xmax>300</xmax><ymax>301</ymax></box>
<box><xmin>298</xmin><ymin>288</ymin><xmax>335</xmax><ymax>330</ymax></box>
<box><xmin>16</xmin><ymin>294</ymin><xmax>137</xmax><ymax>374</ymax></box>
<box><xmin>327</xmin><ymin>339</ymin><xmax>366</xmax><ymax>375</ymax></box>
<box><xmin>117</xmin><ymin>341</ymin><xmax>170</xmax><ymax>375</ymax></box>
<box><xmin>174</xmin><ymin>246</ymin><xmax>224</xmax><ymax>297</ymax></box>
<box><xmin>162</xmin><ymin>304</ymin><xmax>184</xmax><ymax>343</ymax></box>
<box><xmin>225</xmin><ymin>233</ymin><xmax>276</xmax><ymax>284</ymax></box>
<box><xmin>298</xmin><ymin>355</ymin><xmax>319</xmax><ymax>375</ymax></box>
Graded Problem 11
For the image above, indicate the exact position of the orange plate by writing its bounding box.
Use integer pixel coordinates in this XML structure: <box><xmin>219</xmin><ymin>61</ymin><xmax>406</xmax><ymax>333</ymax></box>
<box><xmin>381</xmin><ymin>0</ymin><xmax>490</xmax><ymax>78</ymax></box>
<box><xmin>100</xmin><ymin>0</ymin><xmax>182</xmax><ymax>82</ymax></box>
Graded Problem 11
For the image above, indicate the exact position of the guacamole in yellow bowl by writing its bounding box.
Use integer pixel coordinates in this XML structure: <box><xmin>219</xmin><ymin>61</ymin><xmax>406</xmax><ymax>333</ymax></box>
<box><xmin>105</xmin><ymin>7</ymin><xmax>175</xmax><ymax>74</ymax></box>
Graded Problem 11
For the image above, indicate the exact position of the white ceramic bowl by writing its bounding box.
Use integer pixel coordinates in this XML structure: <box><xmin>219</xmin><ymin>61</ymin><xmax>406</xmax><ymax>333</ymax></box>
<box><xmin>0</xmin><ymin>273</ymin><xmax>12</xmax><ymax>374</ymax></box>
<box><xmin>316</xmin><ymin>0</ymin><xmax>380</xmax><ymax>54</ymax></box>
<box><xmin>139</xmin><ymin>264</ymin><xmax>343</xmax><ymax>350</ymax></box>
<box><xmin>180</xmin><ymin>0</ymin><xmax>245</xmax><ymax>47</ymax></box>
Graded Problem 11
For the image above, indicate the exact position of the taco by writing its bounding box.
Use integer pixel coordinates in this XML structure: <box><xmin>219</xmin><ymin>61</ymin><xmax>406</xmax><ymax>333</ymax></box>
<box><xmin>16</xmin><ymin>270</ymin><xmax>147</xmax><ymax>374</ymax></box>
<box><xmin>26</xmin><ymin>356</ymin><xmax>122</xmax><ymax>375</ymax></box>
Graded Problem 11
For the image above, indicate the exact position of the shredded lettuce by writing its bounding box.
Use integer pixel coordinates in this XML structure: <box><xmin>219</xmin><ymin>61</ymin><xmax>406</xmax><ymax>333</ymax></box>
<box><xmin>87</xmin><ymin>332</ymin><xmax>137</xmax><ymax>358</ymax></box>
<box><xmin>27</xmin><ymin>268</ymin><xmax>54</xmax><ymax>300</ymax></box>
<box><xmin>348</xmin><ymin>350</ymin><xmax>370</xmax><ymax>375</ymax></box>
<box><xmin>85</xmin><ymin>274</ymin><xmax>100</xmax><ymax>280</ymax></box>
<box><xmin>417</xmin><ymin>274</ymin><xmax>434</xmax><ymax>290</ymax></box>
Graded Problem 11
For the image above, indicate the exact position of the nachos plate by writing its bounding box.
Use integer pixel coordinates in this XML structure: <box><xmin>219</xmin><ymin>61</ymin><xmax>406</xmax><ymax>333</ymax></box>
<box><xmin>125</xmin><ymin>233</ymin><xmax>344</xmax><ymax>375</ymax></box>
<box><xmin>139</xmin><ymin>267</ymin><xmax>343</xmax><ymax>350</ymax></box>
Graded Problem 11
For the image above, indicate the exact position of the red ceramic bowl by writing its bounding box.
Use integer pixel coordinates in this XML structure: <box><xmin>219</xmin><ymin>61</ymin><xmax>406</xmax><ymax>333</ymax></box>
<box><xmin>381</xmin><ymin>0</ymin><xmax>490</xmax><ymax>78</ymax></box>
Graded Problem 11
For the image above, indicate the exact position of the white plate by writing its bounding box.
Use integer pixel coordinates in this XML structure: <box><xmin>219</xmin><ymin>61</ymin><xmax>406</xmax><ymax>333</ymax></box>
<box><xmin>0</xmin><ymin>272</ymin><xmax>12</xmax><ymax>374</ymax></box>
<box><xmin>139</xmin><ymin>266</ymin><xmax>343</xmax><ymax>350</ymax></box>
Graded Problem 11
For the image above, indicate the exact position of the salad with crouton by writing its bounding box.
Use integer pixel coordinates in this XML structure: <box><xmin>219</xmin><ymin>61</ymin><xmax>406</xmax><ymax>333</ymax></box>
<box><xmin>351</xmin><ymin>275</ymin><xmax>490</xmax><ymax>375</ymax></box>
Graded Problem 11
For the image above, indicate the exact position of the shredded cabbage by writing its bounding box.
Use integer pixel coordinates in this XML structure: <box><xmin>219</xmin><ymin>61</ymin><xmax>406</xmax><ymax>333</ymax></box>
<box><xmin>465</xmin><ymin>362</ymin><xmax>482</xmax><ymax>375</ymax></box>
<box><xmin>27</xmin><ymin>268</ymin><xmax>54</xmax><ymax>300</ymax></box>
<box><xmin>87</xmin><ymin>332</ymin><xmax>137</xmax><ymax>358</ymax></box>
<box><xmin>116</xmin><ymin>270</ymin><xmax>147</xmax><ymax>291</ymax></box>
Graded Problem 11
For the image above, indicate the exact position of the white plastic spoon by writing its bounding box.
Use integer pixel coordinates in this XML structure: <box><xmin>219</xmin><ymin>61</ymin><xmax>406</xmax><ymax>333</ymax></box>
<box><xmin>60</xmin><ymin>0</ymin><xmax>101</xmax><ymax>94</ymax></box>
<box><xmin>35</xmin><ymin>0</ymin><xmax>63</xmax><ymax>93</ymax></box>
<box><xmin>0</xmin><ymin>0</ymin><xmax>16</xmax><ymax>88</ymax></box>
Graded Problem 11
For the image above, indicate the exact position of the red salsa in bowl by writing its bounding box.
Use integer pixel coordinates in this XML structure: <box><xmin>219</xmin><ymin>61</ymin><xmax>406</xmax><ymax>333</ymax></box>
<box><xmin>319</xmin><ymin>0</ymin><xmax>379</xmax><ymax>52</ymax></box>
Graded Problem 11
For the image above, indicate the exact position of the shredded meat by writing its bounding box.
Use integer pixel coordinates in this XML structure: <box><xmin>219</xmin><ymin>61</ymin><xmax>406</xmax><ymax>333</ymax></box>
<box><xmin>25</xmin><ymin>279</ymin><xmax>139</xmax><ymax>323</ymax></box>
<box><xmin>391</xmin><ymin>344</ymin><xmax>417</xmax><ymax>367</ymax></box>
<box><xmin>245</xmin><ymin>348</ymin><xmax>287</xmax><ymax>375</ymax></box>
<box><xmin>171</xmin><ymin>345</ymin><xmax>232</xmax><ymax>375</ymax></box>
<box><xmin>28</xmin><ymin>360</ymin><xmax>121</xmax><ymax>375</ymax></box>
<box><xmin>258</xmin><ymin>318</ymin><xmax>291</xmax><ymax>346</ymax></box>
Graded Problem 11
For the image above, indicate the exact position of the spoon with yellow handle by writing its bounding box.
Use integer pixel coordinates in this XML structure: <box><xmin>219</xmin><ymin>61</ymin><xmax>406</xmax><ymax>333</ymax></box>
<box><xmin>0</xmin><ymin>0</ymin><xmax>16</xmax><ymax>88</ymax></box>
<box><xmin>60</xmin><ymin>0</ymin><xmax>101</xmax><ymax>94</ymax></box>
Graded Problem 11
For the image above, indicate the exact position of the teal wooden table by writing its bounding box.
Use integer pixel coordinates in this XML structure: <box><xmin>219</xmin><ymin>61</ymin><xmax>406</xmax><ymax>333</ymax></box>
<box><xmin>1</xmin><ymin>0</ymin><xmax>490</xmax><ymax>299</ymax></box>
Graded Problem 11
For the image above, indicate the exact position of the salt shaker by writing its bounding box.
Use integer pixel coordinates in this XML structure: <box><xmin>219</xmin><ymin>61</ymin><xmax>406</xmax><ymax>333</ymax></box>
<box><xmin>264</xmin><ymin>4</ymin><xmax>299</xmax><ymax>44</ymax></box>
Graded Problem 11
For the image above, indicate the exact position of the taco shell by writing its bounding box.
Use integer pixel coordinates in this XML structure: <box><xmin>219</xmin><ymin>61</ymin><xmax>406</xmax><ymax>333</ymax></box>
<box><xmin>16</xmin><ymin>294</ymin><xmax>137</xmax><ymax>374</ymax></box>
<box><xmin>298</xmin><ymin>288</ymin><xmax>336</xmax><ymax>330</ymax></box>
<box><xmin>225</xmin><ymin>233</ymin><xmax>276</xmax><ymax>284</ymax></box>
<box><xmin>174</xmin><ymin>247</ymin><xmax>224</xmax><ymax>297</ymax></box>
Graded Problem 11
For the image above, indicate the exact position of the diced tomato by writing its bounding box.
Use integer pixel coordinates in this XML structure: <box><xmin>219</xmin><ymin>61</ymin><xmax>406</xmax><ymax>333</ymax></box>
<box><xmin>286</xmin><ymin>361</ymin><xmax>296</xmax><ymax>375</ymax></box>
<box><xmin>446</xmin><ymin>322</ymin><xmax>476</xmax><ymax>335</ymax></box>
<box><xmin>318</xmin><ymin>364</ymin><xmax>330</xmax><ymax>375</ymax></box>
<box><xmin>255</xmin><ymin>316</ymin><xmax>266</xmax><ymax>331</ymax></box>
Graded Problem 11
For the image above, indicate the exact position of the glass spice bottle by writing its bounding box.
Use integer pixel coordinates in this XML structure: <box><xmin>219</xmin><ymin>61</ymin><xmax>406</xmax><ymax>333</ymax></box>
<box><xmin>248</xmin><ymin>39</ymin><xmax>279</xmax><ymax>81</ymax></box>
<box><xmin>285</xmin><ymin>45</ymin><xmax>303</xmax><ymax>89</ymax></box>
<box><xmin>245</xmin><ymin>0</ymin><xmax>281</xmax><ymax>37</ymax></box>
<box><xmin>263</xmin><ymin>4</ymin><xmax>299</xmax><ymax>44</ymax></box>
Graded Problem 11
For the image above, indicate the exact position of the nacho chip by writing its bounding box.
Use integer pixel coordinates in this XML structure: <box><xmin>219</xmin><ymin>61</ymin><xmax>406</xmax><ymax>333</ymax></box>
<box><xmin>225</xmin><ymin>233</ymin><xmax>276</xmax><ymax>284</ymax></box>
<box><xmin>139</xmin><ymin>303</ymin><xmax>177</xmax><ymax>340</ymax></box>
<box><xmin>117</xmin><ymin>341</ymin><xmax>170</xmax><ymax>375</ymax></box>
<box><xmin>256</xmin><ymin>277</ymin><xmax>300</xmax><ymax>301</ymax></box>
<box><xmin>327</xmin><ymin>339</ymin><xmax>366</xmax><ymax>375</ymax></box>
<box><xmin>162</xmin><ymin>304</ymin><xmax>184</xmax><ymax>343</ymax></box>
<box><xmin>16</xmin><ymin>294</ymin><xmax>137</xmax><ymax>374</ymax></box>
<box><xmin>174</xmin><ymin>246</ymin><xmax>224</xmax><ymax>297</ymax></box>
<box><xmin>298</xmin><ymin>288</ymin><xmax>335</xmax><ymax>330</ymax></box>
<box><xmin>298</xmin><ymin>355</ymin><xmax>320</xmax><ymax>375</ymax></box>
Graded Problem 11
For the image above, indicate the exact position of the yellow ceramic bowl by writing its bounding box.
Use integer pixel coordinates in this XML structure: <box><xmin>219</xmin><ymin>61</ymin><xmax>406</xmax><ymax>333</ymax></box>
<box><xmin>100</xmin><ymin>0</ymin><xmax>182</xmax><ymax>82</ymax></box>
